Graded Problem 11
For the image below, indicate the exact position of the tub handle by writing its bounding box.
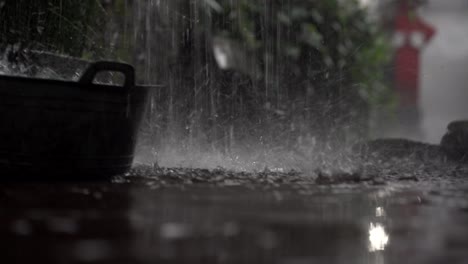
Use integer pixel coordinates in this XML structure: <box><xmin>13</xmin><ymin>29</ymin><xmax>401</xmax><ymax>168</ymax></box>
<box><xmin>79</xmin><ymin>61</ymin><xmax>135</xmax><ymax>89</ymax></box>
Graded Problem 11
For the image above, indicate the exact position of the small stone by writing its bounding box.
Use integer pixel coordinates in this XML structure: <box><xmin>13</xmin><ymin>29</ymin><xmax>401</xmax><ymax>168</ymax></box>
<box><xmin>441</xmin><ymin>120</ymin><xmax>468</xmax><ymax>162</ymax></box>
<box><xmin>315</xmin><ymin>167</ymin><xmax>363</xmax><ymax>184</ymax></box>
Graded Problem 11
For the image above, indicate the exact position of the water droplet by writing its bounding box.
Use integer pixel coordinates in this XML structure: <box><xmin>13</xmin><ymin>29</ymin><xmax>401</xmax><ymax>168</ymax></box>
<box><xmin>37</xmin><ymin>26</ymin><xmax>45</xmax><ymax>34</ymax></box>
<box><xmin>47</xmin><ymin>217</ymin><xmax>78</xmax><ymax>234</ymax></box>
<box><xmin>93</xmin><ymin>192</ymin><xmax>103</xmax><ymax>200</ymax></box>
<box><xmin>375</xmin><ymin>207</ymin><xmax>385</xmax><ymax>217</ymax></box>
<box><xmin>257</xmin><ymin>231</ymin><xmax>278</xmax><ymax>249</ymax></box>
<box><xmin>12</xmin><ymin>219</ymin><xmax>32</xmax><ymax>236</ymax></box>
<box><xmin>223</xmin><ymin>222</ymin><xmax>240</xmax><ymax>237</ymax></box>
<box><xmin>160</xmin><ymin>222</ymin><xmax>190</xmax><ymax>240</ymax></box>
<box><xmin>73</xmin><ymin>240</ymin><xmax>112</xmax><ymax>262</ymax></box>
<box><xmin>213</xmin><ymin>44</ymin><xmax>230</xmax><ymax>69</ymax></box>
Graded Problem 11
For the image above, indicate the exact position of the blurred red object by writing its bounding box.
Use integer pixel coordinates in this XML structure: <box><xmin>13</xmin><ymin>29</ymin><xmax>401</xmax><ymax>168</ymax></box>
<box><xmin>393</xmin><ymin>0</ymin><xmax>435</xmax><ymax>107</ymax></box>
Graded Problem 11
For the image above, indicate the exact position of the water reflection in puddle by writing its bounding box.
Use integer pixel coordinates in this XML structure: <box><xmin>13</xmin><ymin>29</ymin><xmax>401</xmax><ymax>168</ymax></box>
<box><xmin>369</xmin><ymin>206</ymin><xmax>389</xmax><ymax>253</ymax></box>
<box><xmin>368</xmin><ymin>222</ymin><xmax>389</xmax><ymax>252</ymax></box>
<box><xmin>128</xmin><ymin>185</ymin><xmax>404</xmax><ymax>263</ymax></box>
<box><xmin>2</xmin><ymin>183</ymin><xmax>468</xmax><ymax>263</ymax></box>
<box><xmin>128</xmin><ymin>183</ymin><xmax>468</xmax><ymax>263</ymax></box>
<box><xmin>73</xmin><ymin>239</ymin><xmax>112</xmax><ymax>262</ymax></box>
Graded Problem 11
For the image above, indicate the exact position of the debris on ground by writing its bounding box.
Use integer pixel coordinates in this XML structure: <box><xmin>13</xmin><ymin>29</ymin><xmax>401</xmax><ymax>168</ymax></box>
<box><xmin>115</xmin><ymin>166</ymin><xmax>308</xmax><ymax>187</ymax></box>
<box><xmin>116</xmin><ymin>138</ymin><xmax>468</xmax><ymax>187</ymax></box>
<box><xmin>441</xmin><ymin>120</ymin><xmax>468</xmax><ymax>162</ymax></box>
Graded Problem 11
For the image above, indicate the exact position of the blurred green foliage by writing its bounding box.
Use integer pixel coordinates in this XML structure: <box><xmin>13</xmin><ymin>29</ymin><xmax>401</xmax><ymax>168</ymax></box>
<box><xmin>0</xmin><ymin>0</ymin><xmax>105</xmax><ymax>57</ymax></box>
<box><xmin>192</xmin><ymin>0</ymin><xmax>392</xmax><ymax>146</ymax></box>
<box><xmin>206</xmin><ymin>0</ymin><xmax>392</xmax><ymax>111</ymax></box>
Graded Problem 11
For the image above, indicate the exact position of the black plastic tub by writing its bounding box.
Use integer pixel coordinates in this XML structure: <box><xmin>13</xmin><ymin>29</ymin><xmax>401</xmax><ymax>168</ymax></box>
<box><xmin>0</xmin><ymin>61</ymin><xmax>148</xmax><ymax>179</ymax></box>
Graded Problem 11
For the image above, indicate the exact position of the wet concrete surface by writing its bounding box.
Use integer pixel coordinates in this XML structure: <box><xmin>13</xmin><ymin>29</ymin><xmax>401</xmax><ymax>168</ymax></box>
<box><xmin>2</xmin><ymin>162</ymin><xmax>468</xmax><ymax>264</ymax></box>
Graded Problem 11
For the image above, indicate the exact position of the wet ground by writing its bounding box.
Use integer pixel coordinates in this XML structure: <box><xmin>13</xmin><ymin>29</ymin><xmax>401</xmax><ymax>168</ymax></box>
<box><xmin>2</xmin><ymin>149</ymin><xmax>468</xmax><ymax>264</ymax></box>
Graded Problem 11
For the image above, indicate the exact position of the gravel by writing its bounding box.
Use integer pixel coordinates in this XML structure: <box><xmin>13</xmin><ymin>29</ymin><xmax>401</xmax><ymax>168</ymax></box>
<box><xmin>115</xmin><ymin>139</ymin><xmax>468</xmax><ymax>187</ymax></box>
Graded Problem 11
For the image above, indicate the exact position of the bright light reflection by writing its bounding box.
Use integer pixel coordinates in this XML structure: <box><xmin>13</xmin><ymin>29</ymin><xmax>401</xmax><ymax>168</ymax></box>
<box><xmin>213</xmin><ymin>45</ymin><xmax>229</xmax><ymax>69</ymax></box>
<box><xmin>376</xmin><ymin>207</ymin><xmax>385</xmax><ymax>217</ymax></box>
<box><xmin>368</xmin><ymin>223</ymin><xmax>389</xmax><ymax>252</ymax></box>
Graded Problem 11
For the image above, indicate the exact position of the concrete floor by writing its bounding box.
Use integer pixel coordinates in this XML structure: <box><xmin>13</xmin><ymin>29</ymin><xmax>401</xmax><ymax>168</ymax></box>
<box><xmin>3</xmin><ymin>178</ymin><xmax>468</xmax><ymax>264</ymax></box>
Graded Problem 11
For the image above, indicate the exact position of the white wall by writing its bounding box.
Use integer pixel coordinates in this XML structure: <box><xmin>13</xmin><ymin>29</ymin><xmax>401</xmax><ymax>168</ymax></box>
<box><xmin>420</xmin><ymin>1</ymin><xmax>468</xmax><ymax>143</ymax></box>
